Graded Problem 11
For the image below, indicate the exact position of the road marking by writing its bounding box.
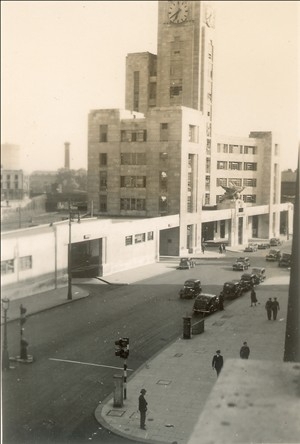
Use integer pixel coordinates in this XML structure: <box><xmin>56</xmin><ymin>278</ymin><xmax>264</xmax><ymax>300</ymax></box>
<box><xmin>49</xmin><ymin>358</ymin><xmax>134</xmax><ymax>371</ymax></box>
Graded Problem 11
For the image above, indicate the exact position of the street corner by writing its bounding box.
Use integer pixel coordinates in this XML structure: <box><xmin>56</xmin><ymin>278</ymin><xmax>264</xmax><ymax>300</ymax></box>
<box><xmin>71</xmin><ymin>285</ymin><xmax>90</xmax><ymax>300</ymax></box>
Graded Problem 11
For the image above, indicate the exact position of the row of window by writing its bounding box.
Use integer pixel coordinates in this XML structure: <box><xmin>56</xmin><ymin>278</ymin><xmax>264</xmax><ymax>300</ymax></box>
<box><xmin>216</xmin><ymin>195</ymin><xmax>257</xmax><ymax>203</ymax></box>
<box><xmin>217</xmin><ymin>144</ymin><xmax>257</xmax><ymax>155</ymax></box>
<box><xmin>125</xmin><ymin>231</ymin><xmax>154</xmax><ymax>246</ymax></box>
<box><xmin>99</xmin><ymin>197</ymin><xmax>168</xmax><ymax>213</ymax></box>
<box><xmin>217</xmin><ymin>161</ymin><xmax>257</xmax><ymax>171</ymax></box>
<box><xmin>1</xmin><ymin>256</ymin><xmax>32</xmax><ymax>275</ymax></box>
<box><xmin>99</xmin><ymin>123</ymin><xmax>200</xmax><ymax>143</ymax></box>
<box><xmin>217</xmin><ymin>178</ymin><xmax>257</xmax><ymax>187</ymax></box>
<box><xmin>99</xmin><ymin>152</ymin><xmax>169</xmax><ymax>167</ymax></box>
<box><xmin>99</xmin><ymin>173</ymin><xmax>168</xmax><ymax>191</ymax></box>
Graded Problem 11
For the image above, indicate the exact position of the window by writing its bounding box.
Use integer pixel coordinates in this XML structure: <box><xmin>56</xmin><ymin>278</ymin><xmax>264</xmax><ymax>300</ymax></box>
<box><xmin>189</xmin><ymin>125</ymin><xmax>198</xmax><ymax>143</ymax></box>
<box><xmin>160</xmin><ymin>123</ymin><xmax>169</xmax><ymax>141</ymax></box>
<box><xmin>1</xmin><ymin>259</ymin><xmax>14</xmax><ymax>275</ymax></box>
<box><xmin>99</xmin><ymin>195</ymin><xmax>107</xmax><ymax>212</ymax></box>
<box><xmin>99</xmin><ymin>153</ymin><xmax>107</xmax><ymax>166</ymax></box>
<box><xmin>243</xmin><ymin>195</ymin><xmax>256</xmax><ymax>203</ymax></box>
<box><xmin>125</xmin><ymin>235</ymin><xmax>133</xmax><ymax>246</ymax></box>
<box><xmin>229</xmin><ymin>162</ymin><xmax>242</xmax><ymax>170</ymax></box>
<box><xmin>274</xmin><ymin>144</ymin><xmax>279</xmax><ymax>156</ymax></box>
<box><xmin>244</xmin><ymin>146</ymin><xmax>257</xmax><ymax>155</ymax></box>
<box><xmin>217</xmin><ymin>178</ymin><xmax>227</xmax><ymax>187</ymax></box>
<box><xmin>19</xmin><ymin>256</ymin><xmax>32</xmax><ymax>271</ymax></box>
<box><xmin>205</xmin><ymin>194</ymin><xmax>210</xmax><ymax>205</ymax></box>
<box><xmin>205</xmin><ymin>175</ymin><xmax>210</xmax><ymax>191</ymax></box>
<box><xmin>223</xmin><ymin>144</ymin><xmax>228</xmax><ymax>153</ymax></box>
<box><xmin>229</xmin><ymin>145</ymin><xmax>243</xmax><ymax>154</ymax></box>
<box><xmin>120</xmin><ymin>176</ymin><xmax>146</xmax><ymax>188</ymax></box>
<box><xmin>217</xmin><ymin>143</ymin><xmax>221</xmax><ymax>153</ymax></box>
<box><xmin>120</xmin><ymin>153</ymin><xmax>146</xmax><ymax>165</ymax></box>
<box><xmin>217</xmin><ymin>161</ymin><xmax>227</xmax><ymax>170</ymax></box>
<box><xmin>244</xmin><ymin>162</ymin><xmax>257</xmax><ymax>171</ymax></box>
<box><xmin>15</xmin><ymin>174</ymin><xmax>18</xmax><ymax>180</ymax></box>
<box><xmin>133</xmin><ymin>71</ymin><xmax>139</xmax><ymax>111</ymax></box>
<box><xmin>135</xmin><ymin>233</ymin><xmax>146</xmax><ymax>243</ymax></box>
<box><xmin>206</xmin><ymin>123</ymin><xmax>211</xmax><ymax>137</ymax></box>
<box><xmin>187</xmin><ymin>195</ymin><xmax>192</xmax><ymax>212</ymax></box>
<box><xmin>170</xmin><ymin>85</ymin><xmax>182</xmax><ymax>97</ymax></box>
<box><xmin>149</xmin><ymin>83</ymin><xmax>156</xmax><ymax>100</ymax></box>
<box><xmin>206</xmin><ymin>158</ymin><xmax>211</xmax><ymax>173</ymax></box>
<box><xmin>147</xmin><ymin>231</ymin><xmax>154</xmax><ymax>241</ymax></box>
<box><xmin>160</xmin><ymin>171</ymin><xmax>168</xmax><ymax>191</ymax></box>
<box><xmin>206</xmin><ymin>139</ymin><xmax>211</xmax><ymax>154</ymax></box>
<box><xmin>99</xmin><ymin>171</ymin><xmax>107</xmax><ymax>191</ymax></box>
<box><xmin>159</xmin><ymin>196</ymin><xmax>168</xmax><ymax>212</ymax></box>
<box><xmin>243</xmin><ymin>178</ymin><xmax>257</xmax><ymax>187</ymax></box>
<box><xmin>120</xmin><ymin>198</ymin><xmax>146</xmax><ymax>211</ymax></box>
<box><xmin>229</xmin><ymin>178</ymin><xmax>242</xmax><ymax>187</ymax></box>
<box><xmin>99</xmin><ymin>125</ymin><xmax>108</xmax><ymax>142</ymax></box>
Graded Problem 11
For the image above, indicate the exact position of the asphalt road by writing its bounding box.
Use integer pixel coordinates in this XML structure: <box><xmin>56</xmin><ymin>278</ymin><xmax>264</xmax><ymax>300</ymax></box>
<box><xmin>2</xmin><ymin>246</ymin><xmax>291</xmax><ymax>444</ymax></box>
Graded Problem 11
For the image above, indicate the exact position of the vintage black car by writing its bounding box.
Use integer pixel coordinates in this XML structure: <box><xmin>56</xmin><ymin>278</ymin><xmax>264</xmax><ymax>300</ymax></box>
<box><xmin>258</xmin><ymin>243</ymin><xmax>270</xmax><ymax>249</ymax></box>
<box><xmin>251</xmin><ymin>267</ymin><xmax>266</xmax><ymax>283</ymax></box>
<box><xmin>179</xmin><ymin>279</ymin><xmax>202</xmax><ymax>299</ymax></box>
<box><xmin>178</xmin><ymin>257</ymin><xmax>196</xmax><ymax>269</ymax></box>
<box><xmin>232</xmin><ymin>258</ymin><xmax>249</xmax><ymax>271</ymax></box>
<box><xmin>240</xmin><ymin>273</ymin><xmax>259</xmax><ymax>290</ymax></box>
<box><xmin>221</xmin><ymin>280</ymin><xmax>243</xmax><ymax>299</ymax></box>
<box><xmin>193</xmin><ymin>293</ymin><xmax>220</xmax><ymax>315</ymax></box>
<box><xmin>270</xmin><ymin>237</ymin><xmax>281</xmax><ymax>246</ymax></box>
<box><xmin>278</xmin><ymin>253</ymin><xmax>291</xmax><ymax>268</ymax></box>
<box><xmin>266</xmin><ymin>249</ymin><xmax>281</xmax><ymax>261</ymax></box>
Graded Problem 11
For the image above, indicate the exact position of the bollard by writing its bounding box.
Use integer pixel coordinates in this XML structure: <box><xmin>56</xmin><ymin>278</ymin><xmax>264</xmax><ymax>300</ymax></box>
<box><xmin>113</xmin><ymin>374</ymin><xmax>124</xmax><ymax>408</ymax></box>
<box><xmin>182</xmin><ymin>316</ymin><xmax>192</xmax><ymax>339</ymax></box>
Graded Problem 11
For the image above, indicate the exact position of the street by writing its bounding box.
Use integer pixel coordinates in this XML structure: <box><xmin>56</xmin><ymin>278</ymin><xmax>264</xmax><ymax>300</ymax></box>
<box><xmin>2</xmin><ymin>246</ymin><xmax>291</xmax><ymax>444</ymax></box>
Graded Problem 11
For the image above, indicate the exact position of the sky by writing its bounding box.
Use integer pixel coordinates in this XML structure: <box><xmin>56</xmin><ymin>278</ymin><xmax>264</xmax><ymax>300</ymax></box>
<box><xmin>1</xmin><ymin>1</ymin><xmax>299</xmax><ymax>173</ymax></box>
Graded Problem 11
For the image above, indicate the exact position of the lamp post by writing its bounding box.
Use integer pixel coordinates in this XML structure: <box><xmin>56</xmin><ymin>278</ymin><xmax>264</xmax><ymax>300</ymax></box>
<box><xmin>67</xmin><ymin>200</ymin><xmax>72</xmax><ymax>300</ymax></box>
<box><xmin>2</xmin><ymin>297</ymin><xmax>10</xmax><ymax>370</ymax></box>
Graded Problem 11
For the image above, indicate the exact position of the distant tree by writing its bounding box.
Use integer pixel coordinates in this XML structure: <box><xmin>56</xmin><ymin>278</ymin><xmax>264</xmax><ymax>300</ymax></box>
<box><xmin>56</xmin><ymin>168</ymin><xmax>87</xmax><ymax>193</ymax></box>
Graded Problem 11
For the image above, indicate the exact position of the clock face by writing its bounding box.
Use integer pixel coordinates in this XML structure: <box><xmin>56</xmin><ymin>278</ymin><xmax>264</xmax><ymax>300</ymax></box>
<box><xmin>168</xmin><ymin>1</ymin><xmax>188</xmax><ymax>24</ymax></box>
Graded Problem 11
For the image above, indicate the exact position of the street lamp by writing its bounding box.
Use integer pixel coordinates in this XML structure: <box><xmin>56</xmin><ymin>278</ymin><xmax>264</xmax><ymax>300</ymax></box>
<box><xmin>67</xmin><ymin>200</ymin><xmax>72</xmax><ymax>300</ymax></box>
<box><xmin>2</xmin><ymin>297</ymin><xmax>10</xmax><ymax>370</ymax></box>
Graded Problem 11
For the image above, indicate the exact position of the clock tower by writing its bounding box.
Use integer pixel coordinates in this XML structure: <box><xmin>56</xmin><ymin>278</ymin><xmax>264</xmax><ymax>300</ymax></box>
<box><xmin>156</xmin><ymin>1</ymin><xmax>215</xmax><ymax>116</ymax></box>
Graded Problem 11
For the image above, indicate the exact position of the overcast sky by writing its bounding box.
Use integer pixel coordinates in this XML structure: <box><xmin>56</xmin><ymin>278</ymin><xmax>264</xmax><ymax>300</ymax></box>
<box><xmin>1</xmin><ymin>1</ymin><xmax>299</xmax><ymax>173</ymax></box>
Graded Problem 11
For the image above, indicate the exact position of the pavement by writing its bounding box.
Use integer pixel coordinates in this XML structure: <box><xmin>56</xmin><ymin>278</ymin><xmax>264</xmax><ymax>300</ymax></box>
<box><xmin>1</xmin><ymin>247</ymin><xmax>291</xmax><ymax>444</ymax></box>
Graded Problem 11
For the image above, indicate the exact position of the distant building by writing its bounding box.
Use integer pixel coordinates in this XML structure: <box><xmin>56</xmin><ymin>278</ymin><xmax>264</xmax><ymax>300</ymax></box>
<box><xmin>281</xmin><ymin>169</ymin><xmax>297</xmax><ymax>204</ymax></box>
<box><xmin>29</xmin><ymin>170</ymin><xmax>59</xmax><ymax>196</ymax></box>
<box><xmin>1</xmin><ymin>168</ymin><xmax>29</xmax><ymax>201</ymax></box>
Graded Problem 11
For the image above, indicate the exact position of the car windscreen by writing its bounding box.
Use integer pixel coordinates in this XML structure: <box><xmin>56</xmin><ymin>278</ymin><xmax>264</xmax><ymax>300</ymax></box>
<box><xmin>197</xmin><ymin>296</ymin><xmax>213</xmax><ymax>302</ymax></box>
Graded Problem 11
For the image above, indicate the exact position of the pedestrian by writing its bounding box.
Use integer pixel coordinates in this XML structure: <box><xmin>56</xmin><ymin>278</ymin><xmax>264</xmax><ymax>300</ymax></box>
<box><xmin>222</xmin><ymin>243</ymin><xmax>226</xmax><ymax>252</ymax></box>
<box><xmin>201</xmin><ymin>243</ymin><xmax>205</xmax><ymax>254</ymax></box>
<box><xmin>272</xmin><ymin>297</ymin><xmax>280</xmax><ymax>320</ymax></box>
<box><xmin>212</xmin><ymin>350</ymin><xmax>223</xmax><ymax>377</ymax></box>
<box><xmin>218</xmin><ymin>292</ymin><xmax>224</xmax><ymax>311</ymax></box>
<box><xmin>138</xmin><ymin>388</ymin><xmax>148</xmax><ymax>430</ymax></box>
<box><xmin>240</xmin><ymin>341</ymin><xmax>250</xmax><ymax>359</ymax></box>
<box><xmin>265</xmin><ymin>298</ymin><xmax>273</xmax><ymax>320</ymax></box>
<box><xmin>219</xmin><ymin>245</ymin><xmax>223</xmax><ymax>254</ymax></box>
<box><xmin>250</xmin><ymin>287</ymin><xmax>257</xmax><ymax>306</ymax></box>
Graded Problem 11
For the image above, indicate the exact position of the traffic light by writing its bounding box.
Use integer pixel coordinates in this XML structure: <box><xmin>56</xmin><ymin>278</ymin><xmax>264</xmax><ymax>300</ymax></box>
<box><xmin>20</xmin><ymin>304</ymin><xmax>27</xmax><ymax>326</ymax></box>
<box><xmin>114</xmin><ymin>337</ymin><xmax>129</xmax><ymax>359</ymax></box>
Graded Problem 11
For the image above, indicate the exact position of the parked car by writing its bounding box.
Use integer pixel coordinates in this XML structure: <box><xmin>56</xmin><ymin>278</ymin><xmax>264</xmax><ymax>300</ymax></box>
<box><xmin>244</xmin><ymin>244</ymin><xmax>257</xmax><ymax>253</ymax></box>
<box><xmin>266</xmin><ymin>249</ymin><xmax>281</xmax><ymax>261</ymax></box>
<box><xmin>251</xmin><ymin>267</ymin><xmax>266</xmax><ymax>283</ymax></box>
<box><xmin>179</xmin><ymin>279</ymin><xmax>202</xmax><ymax>299</ymax></box>
<box><xmin>240</xmin><ymin>273</ymin><xmax>258</xmax><ymax>290</ymax></box>
<box><xmin>258</xmin><ymin>243</ymin><xmax>270</xmax><ymax>249</ymax></box>
<box><xmin>178</xmin><ymin>258</ymin><xmax>195</xmax><ymax>269</ymax></box>
<box><xmin>232</xmin><ymin>257</ymin><xmax>250</xmax><ymax>271</ymax></box>
<box><xmin>221</xmin><ymin>280</ymin><xmax>243</xmax><ymax>299</ymax></box>
<box><xmin>270</xmin><ymin>238</ymin><xmax>281</xmax><ymax>246</ymax></box>
<box><xmin>278</xmin><ymin>253</ymin><xmax>292</xmax><ymax>268</ymax></box>
<box><xmin>193</xmin><ymin>293</ymin><xmax>220</xmax><ymax>315</ymax></box>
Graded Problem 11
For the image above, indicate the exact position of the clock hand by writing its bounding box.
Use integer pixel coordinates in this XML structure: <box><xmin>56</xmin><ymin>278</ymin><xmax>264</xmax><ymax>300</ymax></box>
<box><xmin>169</xmin><ymin>9</ymin><xmax>181</xmax><ymax>20</ymax></box>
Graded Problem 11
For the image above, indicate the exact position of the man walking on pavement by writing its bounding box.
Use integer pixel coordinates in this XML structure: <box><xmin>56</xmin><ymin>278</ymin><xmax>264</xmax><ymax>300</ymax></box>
<box><xmin>138</xmin><ymin>388</ymin><xmax>148</xmax><ymax>430</ymax></box>
<box><xmin>250</xmin><ymin>287</ymin><xmax>258</xmax><ymax>307</ymax></box>
<box><xmin>272</xmin><ymin>297</ymin><xmax>280</xmax><ymax>320</ymax></box>
<box><xmin>240</xmin><ymin>341</ymin><xmax>250</xmax><ymax>359</ymax></box>
<box><xmin>212</xmin><ymin>350</ymin><xmax>223</xmax><ymax>377</ymax></box>
<box><xmin>265</xmin><ymin>297</ymin><xmax>273</xmax><ymax>320</ymax></box>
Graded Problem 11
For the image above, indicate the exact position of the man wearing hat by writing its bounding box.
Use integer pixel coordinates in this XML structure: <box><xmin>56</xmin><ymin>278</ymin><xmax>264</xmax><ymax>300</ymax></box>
<box><xmin>138</xmin><ymin>388</ymin><xmax>148</xmax><ymax>430</ymax></box>
<box><xmin>212</xmin><ymin>350</ymin><xmax>223</xmax><ymax>377</ymax></box>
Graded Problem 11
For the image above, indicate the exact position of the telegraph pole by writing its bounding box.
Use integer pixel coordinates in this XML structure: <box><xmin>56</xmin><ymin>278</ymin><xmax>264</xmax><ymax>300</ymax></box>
<box><xmin>67</xmin><ymin>200</ymin><xmax>72</xmax><ymax>300</ymax></box>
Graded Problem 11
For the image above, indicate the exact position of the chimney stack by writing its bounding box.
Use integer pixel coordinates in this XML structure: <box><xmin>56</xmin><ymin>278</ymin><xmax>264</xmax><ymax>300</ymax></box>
<box><xmin>64</xmin><ymin>142</ymin><xmax>70</xmax><ymax>169</ymax></box>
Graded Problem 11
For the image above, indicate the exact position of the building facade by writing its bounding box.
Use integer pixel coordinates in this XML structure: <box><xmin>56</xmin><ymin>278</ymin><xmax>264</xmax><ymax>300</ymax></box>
<box><xmin>86</xmin><ymin>0</ymin><xmax>291</xmax><ymax>254</ymax></box>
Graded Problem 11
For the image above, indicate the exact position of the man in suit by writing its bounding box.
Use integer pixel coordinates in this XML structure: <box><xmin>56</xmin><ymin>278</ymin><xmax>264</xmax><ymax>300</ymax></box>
<box><xmin>138</xmin><ymin>388</ymin><xmax>148</xmax><ymax>430</ymax></box>
<box><xmin>212</xmin><ymin>350</ymin><xmax>224</xmax><ymax>377</ymax></box>
<box><xmin>240</xmin><ymin>341</ymin><xmax>250</xmax><ymax>359</ymax></box>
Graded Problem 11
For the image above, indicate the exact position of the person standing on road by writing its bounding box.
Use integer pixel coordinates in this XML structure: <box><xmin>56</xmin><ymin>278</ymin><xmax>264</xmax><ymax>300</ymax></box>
<box><xmin>201</xmin><ymin>243</ymin><xmax>205</xmax><ymax>254</ymax></box>
<box><xmin>265</xmin><ymin>298</ymin><xmax>273</xmax><ymax>320</ymax></box>
<box><xmin>212</xmin><ymin>350</ymin><xmax>223</xmax><ymax>377</ymax></box>
<box><xmin>272</xmin><ymin>297</ymin><xmax>280</xmax><ymax>320</ymax></box>
<box><xmin>138</xmin><ymin>388</ymin><xmax>148</xmax><ymax>430</ymax></box>
<box><xmin>219</xmin><ymin>245</ymin><xmax>223</xmax><ymax>254</ymax></box>
<box><xmin>222</xmin><ymin>243</ymin><xmax>226</xmax><ymax>253</ymax></box>
<box><xmin>250</xmin><ymin>287</ymin><xmax>258</xmax><ymax>307</ymax></box>
<box><xmin>218</xmin><ymin>292</ymin><xmax>224</xmax><ymax>311</ymax></box>
<box><xmin>240</xmin><ymin>341</ymin><xmax>250</xmax><ymax>359</ymax></box>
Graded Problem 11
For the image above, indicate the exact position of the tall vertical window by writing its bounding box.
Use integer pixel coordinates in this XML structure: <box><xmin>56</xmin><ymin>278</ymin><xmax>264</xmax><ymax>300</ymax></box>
<box><xmin>133</xmin><ymin>71</ymin><xmax>139</xmax><ymax>111</ymax></box>
<box><xmin>189</xmin><ymin>125</ymin><xmax>198</xmax><ymax>143</ymax></box>
<box><xmin>99</xmin><ymin>153</ymin><xmax>107</xmax><ymax>166</ymax></box>
<box><xmin>160</xmin><ymin>123</ymin><xmax>169</xmax><ymax>141</ymax></box>
<box><xmin>99</xmin><ymin>195</ymin><xmax>107</xmax><ymax>212</ymax></box>
<box><xmin>99</xmin><ymin>171</ymin><xmax>107</xmax><ymax>191</ymax></box>
<box><xmin>19</xmin><ymin>256</ymin><xmax>32</xmax><ymax>271</ymax></box>
<box><xmin>99</xmin><ymin>125</ymin><xmax>108</xmax><ymax>142</ymax></box>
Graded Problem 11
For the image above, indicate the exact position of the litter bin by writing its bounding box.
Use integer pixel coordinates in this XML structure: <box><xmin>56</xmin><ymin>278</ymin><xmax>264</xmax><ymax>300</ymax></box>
<box><xmin>113</xmin><ymin>374</ymin><xmax>123</xmax><ymax>407</ymax></box>
<box><xmin>182</xmin><ymin>316</ymin><xmax>192</xmax><ymax>339</ymax></box>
